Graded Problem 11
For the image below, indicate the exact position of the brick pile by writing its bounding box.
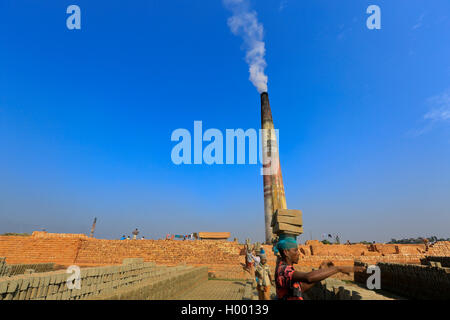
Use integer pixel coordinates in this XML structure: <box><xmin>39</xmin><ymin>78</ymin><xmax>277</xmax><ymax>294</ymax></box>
<box><xmin>427</xmin><ymin>241</ymin><xmax>450</xmax><ymax>256</ymax></box>
<box><xmin>7</xmin><ymin>263</ymin><xmax>55</xmax><ymax>276</ymax></box>
<box><xmin>73</xmin><ymin>239</ymin><xmax>241</xmax><ymax>266</ymax></box>
<box><xmin>0</xmin><ymin>258</ymin><xmax>11</xmax><ymax>277</ymax></box>
<box><xmin>420</xmin><ymin>256</ymin><xmax>450</xmax><ymax>268</ymax></box>
<box><xmin>0</xmin><ymin>258</ymin><xmax>207</xmax><ymax>300</ymax></box>
<box><xmin>354</xmin><ymin>261</ymin><xmax>450</xmax><ymax>300</ymax></box>
<box><xmin>1</xmin><ymin>233</ymin><xmax>449</xmax><ymax>281</ymax></box>
<box><xmin>94</xmin><ymin>265</ymin><xmax>208</xmax><ymax>300</ymax></box>
<box><xmin>31</xmin><ymin>231</ymin><xmax>88</xmax><ymax>239</ymax></box>
<box><xmin>305</xmin><ymin>278</ymin><xmax>363</xmax><ymax>300</ymax></box>
<box><xmin>0</xmin><ymin>236</ymin><xmax>82</xmax><ymax>265</ymax></box>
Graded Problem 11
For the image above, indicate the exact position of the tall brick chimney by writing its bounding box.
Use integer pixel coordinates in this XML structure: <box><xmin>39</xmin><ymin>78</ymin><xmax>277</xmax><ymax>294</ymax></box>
<box><xmin>89</xmin><ymin>217</ymin><xmax>97</xmax><ymax>238</ymax></box>
<box><xmin>261</xmin><ymin>92</ymin><xmax>287</xmax><ymax>244</ymax></box>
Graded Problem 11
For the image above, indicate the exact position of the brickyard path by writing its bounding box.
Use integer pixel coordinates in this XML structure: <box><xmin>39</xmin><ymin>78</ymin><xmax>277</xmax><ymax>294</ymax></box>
<box><xmin>173</xmin><ymin>279</ymin><xmax>403</xmax><ymax>300</ymax></box>
<box><xmin>173</xmin><ymin>280</ymin><xmax>248</xmax><ymax>300</ymax></box>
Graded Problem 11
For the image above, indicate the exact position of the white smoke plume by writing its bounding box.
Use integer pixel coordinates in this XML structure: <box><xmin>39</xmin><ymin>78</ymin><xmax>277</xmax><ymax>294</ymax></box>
<box><xmin>223</xmin><ymin>0</ymin><xmax>268</xmax><ymax>93</ymax></box>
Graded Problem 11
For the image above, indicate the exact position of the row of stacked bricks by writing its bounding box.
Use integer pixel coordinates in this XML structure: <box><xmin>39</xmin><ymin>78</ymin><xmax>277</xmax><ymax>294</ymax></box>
<box><xmin>0</xmin><ymin>258</ymin><xmax>11</xmax><ymax>277</ymax></box>
<box><xmin>354</xmin><ymin>261</ymin><xmax>450</xmax><ymax>300</ymax></box>
<box><xmin>421</xmin><ymin>256</ymin><xmax>450</xmax><ymax>268</ymax></box>
<box><xmin>0</xmin><ymin>236</ymin><xmax>82</xmax><ymax>265</ymax></box>
<box><xmin>377</xmin><ymin>262</ymin><xmax>450</xmax><ymax>300</ymax></box>
<box><xmin>145</xmin><ymin>266</ymin><xmax>208</xmax><ymax>300</ymax></box>
<box><xmin>306</xmin><ymin>280</ymin><xmax>363</xmax><ymax>300</ymax></box>
<box><xmin>74</xmin><ymin>239</ymin><xmax>241</xmax><ymax>266</ymax></box>
<box><xmin>95</xmin><ymin>266</ymin><xmax>208</xmax><ymax>300</ymax></box>
<box><xmin>427</xmin><ymin>241</ymin><xmax>450</xmax><ymax>256</ymax></box>
<box><xmin>0</xmin><ymin>260</ymin><xmax>158</xmax><ymax>300</ymax></box>
<box><xmin>7</xmin><ymin>263</ymin><xmax>55</xmax><ymax>276</ymax></box>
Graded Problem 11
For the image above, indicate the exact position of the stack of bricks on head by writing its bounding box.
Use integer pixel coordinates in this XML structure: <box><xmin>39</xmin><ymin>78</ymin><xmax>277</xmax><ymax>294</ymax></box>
<box><xmin>272</xmin><ymin>208</ymin><xmax>303</xmax><ymax>242</ymax></box>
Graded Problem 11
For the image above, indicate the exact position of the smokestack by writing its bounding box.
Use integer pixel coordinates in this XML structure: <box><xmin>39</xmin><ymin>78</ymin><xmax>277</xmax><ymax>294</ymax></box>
<box><xmin>261</xmin><ymin>92</ymin><xmax>287</xmax><ymax>244</ymax></box>
<box><xmin>89</xmin><ymin>217</ymin><xmax>97</xmax><ymax>238</ymax></box>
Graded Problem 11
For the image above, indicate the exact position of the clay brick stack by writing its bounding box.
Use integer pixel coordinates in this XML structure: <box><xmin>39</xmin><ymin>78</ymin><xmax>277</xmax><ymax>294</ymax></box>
<box><xmin>0</xmin><ymin>258</ymin><xmax>11</xmax><ymax>277</ymax></box>
<box><xmin>0</xmin><ymin>236</ymin><xmax>82</xmax><ymax>265</ymax></box>
<box><xmin>354</xmin><ymin>261</ymin><xmax>450</xmax><ymax>300</ymax></box>
<box><xmin>271</xmin><ymin>209</ymin><xmax>303</xmax><ymax>235</ymax></box>
<box><xmin>0</xmin><ymin>259</ymin><xmax>208</xmax><ymax>300</ymax></box>
<box><xmin>428</xmin><ymin>241</ymin><xmax>450</xmax><ymax>256</ymax></box>
<box><xmin>7</xmin><ymin>263</ymin><xmax>55</xmax><ymax>276</ymax></box>
<box><xmin>31</xmin><ymin>231</ymin><xmax>88</xmax><ymax>239</ymax></box>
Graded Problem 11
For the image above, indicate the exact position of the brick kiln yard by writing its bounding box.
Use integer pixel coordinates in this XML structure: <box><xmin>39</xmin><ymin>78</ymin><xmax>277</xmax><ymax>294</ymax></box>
<box><xmin>0</xmin><ymin>231</ymin><xmax>449</xmax><ymax>300</ymax></box>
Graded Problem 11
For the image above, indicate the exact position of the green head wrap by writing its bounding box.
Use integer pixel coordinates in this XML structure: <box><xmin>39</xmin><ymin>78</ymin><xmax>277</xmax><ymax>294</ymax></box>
<box><xmin>276</xmin><ymin>234</ymin><xmax>298</xmax><ymax>251</ymax></box>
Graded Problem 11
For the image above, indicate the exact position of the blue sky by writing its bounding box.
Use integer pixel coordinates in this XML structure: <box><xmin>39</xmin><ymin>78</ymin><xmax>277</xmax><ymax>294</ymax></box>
<box><xmin>0</xmin><ymin>0</ymin><xmax>449</xmax><ymax>243</ymax></box>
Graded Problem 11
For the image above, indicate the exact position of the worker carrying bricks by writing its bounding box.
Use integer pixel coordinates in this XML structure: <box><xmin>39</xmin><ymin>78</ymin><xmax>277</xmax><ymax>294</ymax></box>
<box><xmin>132</xmin><ymin>228</ymin><xmax>139</xmax><ymax>240</ymax></box>
<box><xmin>274</xmin><ymin>234</ymin><xmax>366</xmax><ymax>300</ymax></box>
<box><xmin>244</xmin><ymin>244</ymin><xmax>254</xmax><ymax>274</ymax></box>
<box><xmin>255</xmin><ymin>252</ymin><xmax>273</xmax><ymax>300</ymax></box>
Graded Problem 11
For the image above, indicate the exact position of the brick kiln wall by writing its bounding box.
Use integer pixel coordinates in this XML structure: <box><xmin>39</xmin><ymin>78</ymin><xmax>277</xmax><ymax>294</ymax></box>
<box><xmin>73</xmin><ymin>239</ymin><xmax>242</xmax><ymax>266</ymax></box>
<box><xmin>0</xmin><ymin>236</ymin><xmax>82</xmax><ymax>265</ymax></box>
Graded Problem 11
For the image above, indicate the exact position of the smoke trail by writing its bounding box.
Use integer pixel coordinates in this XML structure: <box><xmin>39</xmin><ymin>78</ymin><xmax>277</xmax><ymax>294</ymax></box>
<box><xmin>223</xmin><ymin>0</ymin><xmax>268</xmax><ymax>93</ymax></box>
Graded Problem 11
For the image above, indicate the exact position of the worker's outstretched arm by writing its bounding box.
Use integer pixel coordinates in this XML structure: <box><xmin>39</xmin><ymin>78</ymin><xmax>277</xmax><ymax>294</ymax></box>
<box><xmin>292</xmin><ymin>266</ymin><xmax>339</xmax><ymax>284</ymax></box>
<box><xmin>292</xmin><ymin>266</ymin><xmax>363</xmax><ymax>284</ymax></box>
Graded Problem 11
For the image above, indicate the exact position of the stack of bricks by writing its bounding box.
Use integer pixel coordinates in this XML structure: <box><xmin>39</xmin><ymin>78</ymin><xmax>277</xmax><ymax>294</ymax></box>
<box><xmin>0</xmin><ymin>236</ymin><xmax>82</xmax><ymax>265</ymax></box>
<box><xmin>7</xmin><ymin>263</ymin><xmax>55</xmax><ymax>276</ymax></box>
<box><xmin>305</xmin><ymin>278</ymin><xmax>363</xmax><ymax>300</ymax></box>
<box><xmin>420</xmin><ymin>256</ymin><xmax>450</xmax><ymax>268</ymax></box>
<box><xmin>427</xmin><ymin>241</ymin><xmax>450</xmax><ymax>256</ymax></box>
<box><xmin>0</xmin><ymin>258</ymin><xmax>11</xmax><ymax>277</ymax></box>
<box><xmin>354</xmin><ymin>261</ymin><xmax>450</xmax><ymax>300</ymax></box>
<box><xmin>271</xmin><ymin>209</ymin><xmax>303</xmax><ymax>235</ymax></box>
<box><xmin>94</xmin><ymin>265</ymin><xmax>208</xmax><ymax>300</ymax></box>
<box><xmin>31</xmin><ymin>231</ymin><xmax>88</xmax><ymax>239</ymax></box>
<box><xmin>72</xmin><ymin>239</ymin><xmax>242</xmax><ymax>266</ymax></box>
<box><xmin>0</xmin><ymin>258</ymin><xmax>208</xmax><ymax>300</ymax></box>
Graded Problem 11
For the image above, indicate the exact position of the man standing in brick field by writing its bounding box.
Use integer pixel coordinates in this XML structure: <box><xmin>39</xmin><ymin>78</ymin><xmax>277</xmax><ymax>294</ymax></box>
<box><xmin>132</xmin><ymin>228</ymin><xmax>139</xmax><ymax>240</ymax></box>
<box><xmin>275</xmin><ymin>235</ymin><xmax>366</xmax><ymax>300</ymax></box>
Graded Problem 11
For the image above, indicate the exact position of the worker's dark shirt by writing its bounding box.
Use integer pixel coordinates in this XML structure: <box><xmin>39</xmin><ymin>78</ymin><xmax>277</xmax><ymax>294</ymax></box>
<box><xmin>275</xmin><ymin>260</ymin><xmax>303</xmax><ymax>300</ymax></box>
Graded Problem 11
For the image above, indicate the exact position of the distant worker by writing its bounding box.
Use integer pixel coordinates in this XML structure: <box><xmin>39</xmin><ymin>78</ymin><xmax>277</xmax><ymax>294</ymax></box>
<box><xmin>255</xmin><ymin>254</ymin><xmax>273</xmax><ymax>300</ymax></box>
<box><xmin>141</xmin><ymin>236</ymin><xmax>145</xmax><ymax>240</ymax></box>
<box><xmin>275</xmin><ymin>235</ymin><xmax>365</xmax><ymax>300</ymax></box>
<box><xmin>120</xmin><ymin>235</ymin><xmax>126</xmax><ymax>240</ymax></box>
<box><xmin>126</xmin><ymin>236</ymin><xmax>130</xmax><ymax>240</ymax></box>
<box><xmin>252</xmin><ymin>251</ymin><xmax>261</xmax><ymax>268</ymax></box>
<box><xmin>245</xmin><ymin>246</ymin><xmax>254</xmax><ymax>275</ymax></box>
<box><xmin>132</xmin><ymin>228</ymin><xmax>139</xmax><ymax>240</ymax></box>
<box><xmin>423</xmin><ymin>238</ymin><xmax>429</xmax><ymax>252</ymax></box>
